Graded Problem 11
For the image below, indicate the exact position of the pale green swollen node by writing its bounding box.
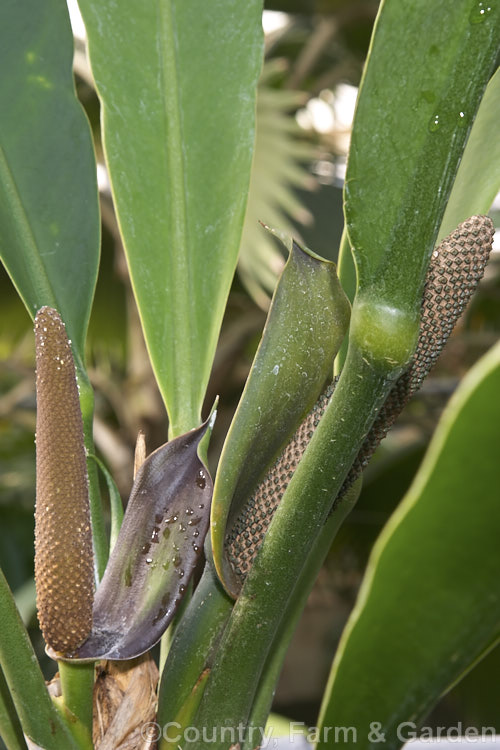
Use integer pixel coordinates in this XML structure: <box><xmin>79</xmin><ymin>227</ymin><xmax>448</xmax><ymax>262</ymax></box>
<box><xmin>350</xmin><ymin>300</ymin><xmax>419</xmax><ymax>371</ymax></box>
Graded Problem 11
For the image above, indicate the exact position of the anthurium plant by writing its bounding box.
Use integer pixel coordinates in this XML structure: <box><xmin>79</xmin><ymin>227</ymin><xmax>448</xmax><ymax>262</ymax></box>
<box><xmin>0</xmin><ymin>1</ymin><xmax>499</xmax><ymax>749</ymax></box>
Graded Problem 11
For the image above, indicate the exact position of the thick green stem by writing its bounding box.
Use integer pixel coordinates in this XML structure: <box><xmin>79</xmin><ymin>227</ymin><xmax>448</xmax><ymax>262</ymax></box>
<box><xmin>157</xmin><ymin>562</ymin><xmax>233</xmax><ymax>745</ymax></box>
<box><xmin>190</xmin><ymin>344</ymin><xmax>401</xmax><ymax>747</ymax></box>
<box><xmin>58</xmin><ymin>661</ymin><xmax>94</xmax><ymax>740</ymax></box>
<box><xmin>0</xmin><ymin>569</ymin><xmax>80</xmax><ymax>750</ymax></box>
<box><xmin>242</xmin><ymin>480</ymin><xmax>361</xmax><ymax>749</ymax></box>
<box><xmin>159</xmin><ymin>579</ymin><xmax>193</xmax><ymax>676</ymax></box>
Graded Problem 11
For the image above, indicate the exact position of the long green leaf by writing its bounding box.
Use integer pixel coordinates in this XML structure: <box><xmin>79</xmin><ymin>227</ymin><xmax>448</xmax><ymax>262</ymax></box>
<box><xmin>316</xmin><ymin>340</ymin><xmax>500</xmax><ymax>750</ymax></box>
<box><xmin>345</xmin><ymin>0</ymin><xmax>499</xmax><ymax>313</ymax></box>
<box><xmin>438</xmin><ymin>65</ymin><xmax>500</xmax><ymax>241</ymax></box>
<box><xmin>78</xmin><ymin>0</ymin><xmax>264</xmax><ymax>436</ymax></box>
<box><xmin>0</xmin><ymin>0</ymin><xmax>99</xmax><ymax>362</ymax></box>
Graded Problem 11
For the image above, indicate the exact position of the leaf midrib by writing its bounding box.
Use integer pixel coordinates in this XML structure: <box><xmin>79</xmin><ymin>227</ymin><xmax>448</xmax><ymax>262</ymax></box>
<box><xmin>157</xmin><ymin>2</ymin><xmax>196</xmax><ymax>433</ymax></box>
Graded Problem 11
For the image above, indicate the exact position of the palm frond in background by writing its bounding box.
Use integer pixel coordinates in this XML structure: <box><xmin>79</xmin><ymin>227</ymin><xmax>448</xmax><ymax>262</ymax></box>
<box><xmin>239</xmin><ymin>59</ymin><xmax>319</xmax><ymax>309</ymax></box>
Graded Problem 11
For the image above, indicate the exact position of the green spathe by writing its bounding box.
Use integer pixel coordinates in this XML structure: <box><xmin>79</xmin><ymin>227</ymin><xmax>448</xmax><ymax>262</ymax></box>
<box><xmin>211</xmin><ymin>236</ymin><xmax>350</xmax><ymax>597</ymax></box>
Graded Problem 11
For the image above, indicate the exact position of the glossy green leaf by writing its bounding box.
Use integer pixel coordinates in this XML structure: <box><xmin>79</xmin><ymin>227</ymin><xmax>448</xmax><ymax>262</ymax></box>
<box><xmin>211</xmin><ymin>237</ymin><xmax>350</xmax><ymax>596</ymax></box>
<box><xmin>345</xmin><ymin>0</ymin><xmax>499</xmax><ymax>313</ymax></box>
<box><xmin>0</xmin><ymin>0</ymin><xmax>99</xmax><ymax>362</ymax></box>
<box><xmin>77</xmin><ymin>0</ymin><xmax>264</xmax><ymax>436</ymax></box>
<box><xmin>316</xmin><ymin>340</ymin><xmax>500</xmax><ymax>750</ymax></box>
<box><xmin>69</xmin><ymin>419</ymin><xmax>214</xmax><ymax>661</ymax></box>
<box><xmin>439</xmin><ymin>66</ymin><xmax>500</xmax><ymax>241</ymax></box>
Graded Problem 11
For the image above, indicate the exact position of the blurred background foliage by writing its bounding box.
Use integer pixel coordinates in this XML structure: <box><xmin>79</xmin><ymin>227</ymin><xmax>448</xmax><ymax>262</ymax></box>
<box><xmin>1</xmin><ymin>1</ymin><xmax>499</xmax><ymax>744</ymax></box>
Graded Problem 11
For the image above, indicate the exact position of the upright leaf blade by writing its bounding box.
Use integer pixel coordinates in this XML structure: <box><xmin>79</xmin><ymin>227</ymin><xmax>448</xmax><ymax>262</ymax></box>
<box><xmin>78</xmin><ymin>0</ymin><xmax>264</xmax><ymax>435</ymax></box>
<box><xmin>345</xmin><ymin>0</ymin><xmax>499</xmax><ymax>313</ymax></box>
<box><xmin>0</xmin><ymin>0</ymin><xmax>99</xmax><ymax>360</ymax></box>
<box><xmin>316</xmin><ymin>341</ymin><xmax>500</xmax><ymax>750</ymax></box>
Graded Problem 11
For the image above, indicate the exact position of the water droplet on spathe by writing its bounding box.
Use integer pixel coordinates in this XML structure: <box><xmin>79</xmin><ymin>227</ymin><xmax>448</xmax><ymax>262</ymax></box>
<box><xmin>195</xmin><ymin>470</ymin><xmax>206</xmax><ymax>490</ymax></box>
<box><xmin>469</xmin><ymin>1</ymin><xmax>491</xmax><ymax>23</ymax></box>
<box><xmin>428</xmin><ymin>113</ymin><xmax>441</xmax><ymax>132</ymax></box>
<box><xmin>151</xmin><ymin>527</ymin><xmax>160</xmax><ymax>542</ymax></box>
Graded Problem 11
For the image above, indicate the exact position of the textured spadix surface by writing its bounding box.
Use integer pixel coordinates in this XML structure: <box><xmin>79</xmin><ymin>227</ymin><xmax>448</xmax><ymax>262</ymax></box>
<box><xmin>71</xmin><ymin>418</ymin><xmax>213</xmax><ymax>660</ymax></box>
<box><xmin>34</xmin><ymin>307</ymin><xmax>94</xmax><ymax>653</ymax></box>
